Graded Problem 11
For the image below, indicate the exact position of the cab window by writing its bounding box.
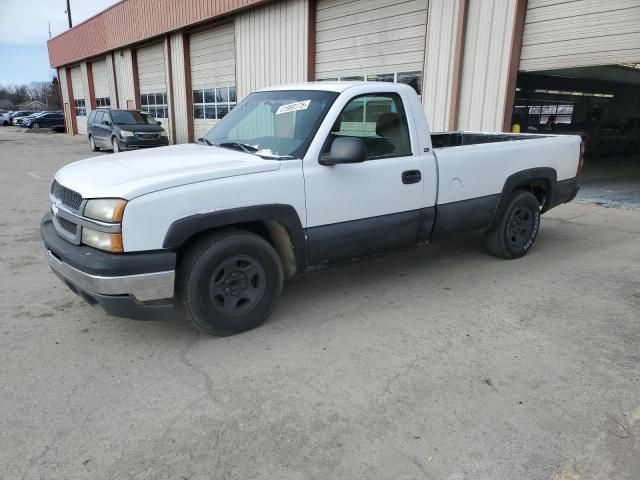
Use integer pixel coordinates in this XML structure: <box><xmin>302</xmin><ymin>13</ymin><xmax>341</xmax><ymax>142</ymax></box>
<box><xmin>328</xmin><ymin>93</ymin><xmax>412</xmax><ymax>159</ymax></box>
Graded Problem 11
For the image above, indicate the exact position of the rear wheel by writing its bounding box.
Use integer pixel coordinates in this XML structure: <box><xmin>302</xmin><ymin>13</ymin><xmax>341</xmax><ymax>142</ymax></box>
<box><xmin>89</xmin><ymin>136</ymin><xmax>99</xmax><ymax>152</ymax></box>
<box><xmin>485</xmin><ymin>190</ymin><xmax>540</xmax><ymax>259</ymax></box>
<box><xmin>179</xmin><ymin>230</ymin><xmax>284</xmax><ymax>336</ymax></box>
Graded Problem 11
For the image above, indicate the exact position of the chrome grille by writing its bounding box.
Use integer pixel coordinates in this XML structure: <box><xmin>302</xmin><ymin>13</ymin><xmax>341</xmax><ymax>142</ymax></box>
<box><xmin>51</xmin><ymin>180</ymin><xmax>82</xmax><ymax>211</ymax></box>
<box><xmin>56</xmin><ymin>215</ymin><xmax>78</xmax><ymax>235</ymax></box>
<box><xmin>136</xmin><ymin>132</ymin><xmax>160</xmax><ymax>140</ymax></box>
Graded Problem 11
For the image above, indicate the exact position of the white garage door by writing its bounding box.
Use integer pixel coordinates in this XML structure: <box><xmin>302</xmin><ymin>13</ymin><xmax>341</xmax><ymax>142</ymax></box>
<box><xmin>520</xmin><ymin>0</ymin><xmax>640</xmax><ymax>71</ymax></box>
<box><xmin>315</xmin><ymin>0</ymin><xmax>428</xmax><ymax>88</ymax></box>
<box><xmin>92</xmin><ymin>59</ymin><xmax>111</xmax><ymax>109</ymax></box>
<box><xmin>137</xmin><ymin>43</ymin><xmax>168</xmax><ymax>121</ymax></box>
<box><xmin>189</xmin><ymin>23</ymin><xmax>236</xmax><ymax>140</ymax></box>
<box><xmin>70</xmin><ymin>66</ymin><xmax>87</xmax><ymax>134</ymax></box>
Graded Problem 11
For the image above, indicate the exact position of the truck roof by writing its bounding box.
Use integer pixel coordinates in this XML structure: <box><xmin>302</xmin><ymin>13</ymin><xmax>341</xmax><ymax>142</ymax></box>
<box><xmin>258</xmin><ymin>81</ymin><xmax>412</xmax><ymax>94</ymax></box>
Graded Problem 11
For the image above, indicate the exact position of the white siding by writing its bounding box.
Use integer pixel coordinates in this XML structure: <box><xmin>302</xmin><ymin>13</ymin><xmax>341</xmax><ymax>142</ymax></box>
<box><xmin>104</xmin><ymin>54</ymin><xmax>119</xmax><ymax>108</ymax></box>
<box><xmin>92</xmin><ymin>58</ymin><xmax>109</xmax><ymax>99</ymax></box>
<box><xmin>315</xmin><ymin>0</ymin><xmax>428</xmax><ymax>79</ymax></box>
<box><xmin>422</xmin><ymin>0</ymin><xmax>462</xmax><ymax>131</ymax></box>
<box><xmin>457</xmin><ymin>0</ymin><xmax>517</xmax><ymax>131</ymax></box>
<box><xmin>137</xmin><ymin>42</ymin><xmax>167</xmax><ymax>94</ymax></box>
<box><xmin>79</xmin><ymin>62</ymin><xmax>92</xmax><ymax>134</ymax></box>
<box><xmin>114</xmin><ymin>49</ymin><xmax>135</xmax><ymax>109</ymax></box>
<box><xmin>190</xmin><ymin>23</ymin><xmax>236</xmax><ymax>139</ymax></box>
<box><xmin>170</xmin><ymin>33</ymin><xmax>189</xmax><ymax>144</ymax></box>
<box><xmin>162</xmin><ymin>37</ymin><xmax>173</xmax><ymax>143</ymax></box>
<box><xmin>521</xmin><ymin>0</ymin><xmax>640</xmax><ymax>71</ymax></box>
<box><xmin>58</xmin><ymin>68</ymin><xmax>72</xmax><ymax>136</ymax></box>
<box><xmin>235</xmin><ymin>0</ymin><xmax>308</xmax><ymax>99</ymax></box>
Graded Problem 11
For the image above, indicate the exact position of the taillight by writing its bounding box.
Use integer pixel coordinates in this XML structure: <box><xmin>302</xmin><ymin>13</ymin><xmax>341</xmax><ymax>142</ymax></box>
<box><xmin>576</xmin><ymin>141</ymin><xmax>585</xmax><ymax>177</ymax></box>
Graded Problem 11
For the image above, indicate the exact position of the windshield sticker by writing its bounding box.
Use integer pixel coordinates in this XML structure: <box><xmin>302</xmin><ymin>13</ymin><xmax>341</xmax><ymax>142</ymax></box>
<box><xmin>276</xmin><ymin>100</ymin><xmax>311</xmax><ymax>115</ymax></box>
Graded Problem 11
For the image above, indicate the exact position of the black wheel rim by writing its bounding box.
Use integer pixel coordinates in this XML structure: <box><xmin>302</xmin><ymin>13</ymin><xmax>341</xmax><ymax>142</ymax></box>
<box><xmin>209</xmin><ymin>255</ymin><xmax>266</xmax><ymax>317</ymax></box>
<box><xmin>507</xmin><ymin>205</ymin><xmax>536</xmax><ymax>248</ymax></box>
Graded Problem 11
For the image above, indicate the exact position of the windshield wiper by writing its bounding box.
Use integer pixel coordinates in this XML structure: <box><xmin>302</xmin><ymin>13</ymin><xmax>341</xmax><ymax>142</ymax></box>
<box><xmin>197</xmin><ymin>137</ymin><xmax>213</xmax><ymax>146</ymax></box>
<box><xmin>217</xmin><ymin>141</ymin><xmax>258</xmax><ymax>153</ymax></box>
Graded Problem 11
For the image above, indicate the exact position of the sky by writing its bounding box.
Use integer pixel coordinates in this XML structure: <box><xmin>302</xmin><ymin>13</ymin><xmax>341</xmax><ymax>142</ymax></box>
<box><xmin>0</xmin><ymin>0</ymin><xmax>120</xmax><ymax>85</ymax></box>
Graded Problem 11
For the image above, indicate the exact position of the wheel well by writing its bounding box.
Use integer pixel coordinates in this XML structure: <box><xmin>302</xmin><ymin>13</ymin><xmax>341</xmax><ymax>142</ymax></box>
<box><xmin>176</xmin><ymin>221</ymin><xmax>298</xmax><ymax>279</ymax></box>
<box><xmin>514</xmin><ymin>177</ymin><xmax>551</xmax><ymax>209</ymax></box>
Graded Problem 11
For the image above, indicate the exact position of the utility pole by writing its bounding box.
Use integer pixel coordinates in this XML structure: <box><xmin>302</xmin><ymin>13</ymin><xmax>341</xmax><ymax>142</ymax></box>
<box><xmin>65</xmin><ymin>0</ymin><xmax>73</xmax><ymax>28</ymax></box>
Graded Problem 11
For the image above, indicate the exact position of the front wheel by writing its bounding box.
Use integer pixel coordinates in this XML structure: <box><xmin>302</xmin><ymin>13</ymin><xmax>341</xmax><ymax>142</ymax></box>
<box><xmin>485</xmin><ymin>190</ymin><xmax>540</xmax><ymax>259</ymax></box>
<box><xmin>32</xmin><ymin>122</ymin><xmax>40</xmax><ymax>130</ymax></box>
<box><xmin>112</xmin><ymin>137</ymin><xmax>121</xmax><ymax>153</ymax></box>
<box><xmin>179</xmin><ymin>230</ymin><xmax>284</xmax><ymax>336</ymax></box>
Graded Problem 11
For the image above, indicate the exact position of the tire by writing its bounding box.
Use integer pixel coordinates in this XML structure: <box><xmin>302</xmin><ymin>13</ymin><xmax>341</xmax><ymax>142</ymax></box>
<box><xmin>112</xmin><ymin>137</ymin><xmax>121</xmax><ymax>153</ymax></box>
<box><xmin>32</xmin><ymin>122</ymin><xmax>40</xmax><ymax>130</ymax></box>
<box><xmin>179</xmin><ymin>229</ymin><xmax>284</xmax><ymax>336</ymax></box>
<box><xmin>485</xmin><ymin>190</ymin><xmax>541</xmax><ymax>259</ymax></box>
<box><xmin>2</xmin><ymin>120</ymin><xmax>8</xmax><ymax>126</ymax></box>
<box><xmin>89</xmin><ymin>135</ymin><xmax>99</xmax><ymax>152</ymax></box>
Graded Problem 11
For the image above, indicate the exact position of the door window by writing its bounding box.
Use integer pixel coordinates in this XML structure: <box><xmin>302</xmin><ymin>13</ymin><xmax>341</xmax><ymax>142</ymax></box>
<box><xmin>94</xmin><ymin>111</ymin><xmax>104</xmax><ymax>125</ymax></box>
<box><xmin>328</xmin><ymin>93</ymin><xmax>412</xmax><ymax>159</ymax></box>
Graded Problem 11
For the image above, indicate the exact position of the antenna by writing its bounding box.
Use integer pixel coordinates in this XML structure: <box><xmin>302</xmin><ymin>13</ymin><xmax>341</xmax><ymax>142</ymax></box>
<box><xmin>48</xmin><ymin>22</ymin><xmax>52</xmax><ymax>39</ymax></box>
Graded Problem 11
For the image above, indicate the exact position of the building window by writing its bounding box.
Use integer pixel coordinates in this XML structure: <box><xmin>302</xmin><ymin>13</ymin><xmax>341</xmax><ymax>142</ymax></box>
<box><xmin>96</xmin><ymin>97</ymin><xmax>111</xmax><ymax>109</ymax></box>
<box><xmin>514</xmin><ymin>104</ymin><xmax>574</xmax><ymax>126</ymax></box>
<box><xmin>141</xmin><ymin>93</ymin><xmax>168</xmax><ymax>118</ymax></box>
<box><xmin>192</xmin><ymin>86</ymin><xmax>237</xmax><ymax>120</ymax></box>
<box><xmin>318</xmin><ymin>72</ymin><xmax>423</xmax><ymax>96</ymax></box>
<box><xmin>74</xmin><ymin>99</ymin><xmax>86</xmax><ymax>116</ymax></box>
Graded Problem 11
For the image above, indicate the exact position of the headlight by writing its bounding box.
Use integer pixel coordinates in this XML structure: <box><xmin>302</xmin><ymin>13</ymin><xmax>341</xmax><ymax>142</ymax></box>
<box><xmin>84</xmin><ymin>198</ymin><xmax>127</xmax><ymax>223</ymax></box>
<box><xmin>120</xmin><ymin>130</ymin><xmax>135</xmax><ymax>138</ymax></box>
<box><xmin>160</xmin><ymin>131</ymin><xmax>168</xmax><ymax>137</ymax></box>
<box><xmin>82</xmin><ymin>228</ymin><xmax>123</xmax><ymax>253</ymax></box>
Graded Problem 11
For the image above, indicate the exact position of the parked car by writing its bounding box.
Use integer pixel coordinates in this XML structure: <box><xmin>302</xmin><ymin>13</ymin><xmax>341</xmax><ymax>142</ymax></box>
<box><xmin>22</xmin><ymin>111</ymin><xmax>64</xmax><ymax>129</ymax></box>
<box><xmin>11</xmin><ymin>111</ymin><xmax>40</xmax><ymax>126</ymax></box>
<box><xmin>87</xmin><ymin>109</ymin><xmax>169</xmax><ymax>152</ymax></box>
<box><xmin>42</xmin><ymin>82</ymin><xmax>582</xmax><ymax>336</ymax></box>
<box><xmin>2</xmin><ymin>110</ymin><xmax>35</xmax><ymax>127</ymax></box>
<box><xmin>0</xmin><ymin>111</ymin><xmax>14</xmax><ymax>126</ymax></box>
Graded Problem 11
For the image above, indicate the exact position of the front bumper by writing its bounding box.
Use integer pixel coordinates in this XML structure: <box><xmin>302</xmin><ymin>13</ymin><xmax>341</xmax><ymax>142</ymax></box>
<box><xmin>41</xmin><ymin>213</ymin><xmax>176</xmax><ymax>320</ymax></box>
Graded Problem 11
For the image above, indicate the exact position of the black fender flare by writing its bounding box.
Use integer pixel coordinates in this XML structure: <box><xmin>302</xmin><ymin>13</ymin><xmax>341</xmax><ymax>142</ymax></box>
<box><xmin>162</xmin><ymin>204</ymin><xmax>307</xmax><ymax>272</ymax></box>
<box><xmin>489</xmin><ymin>167</ymin><xmax>557</xmax><ymax>229</ymax></box>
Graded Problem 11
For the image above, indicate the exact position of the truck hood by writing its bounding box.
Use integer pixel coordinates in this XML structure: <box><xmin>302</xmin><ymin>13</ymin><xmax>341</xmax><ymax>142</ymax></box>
<box><xmin>54</xmin><ymin>144</ymin><xmax>281</xmax><ymax>199</ymax></box>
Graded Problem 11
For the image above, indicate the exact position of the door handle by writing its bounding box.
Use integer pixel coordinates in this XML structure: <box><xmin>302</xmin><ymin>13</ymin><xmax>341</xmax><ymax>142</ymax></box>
<box><xmin>402</xmin><ymin>170</ymin><xmax>422</xmax><ymax>184</ymax></box>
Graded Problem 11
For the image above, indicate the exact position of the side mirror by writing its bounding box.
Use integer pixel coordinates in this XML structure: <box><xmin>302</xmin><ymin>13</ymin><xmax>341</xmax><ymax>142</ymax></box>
<box><xmin>157</xmin><ymin>121</ymin><xmax>162</xmax><ymax>126</ymax></box>
<box><xmin>102</xmin><ymin>120</ymin><xmax>111</xmax><ymax>126</ymax></box>
<box><xmin>319</xmin><ymin>137</ymin><xmax>367</xmax><ymax>166</ymax></box>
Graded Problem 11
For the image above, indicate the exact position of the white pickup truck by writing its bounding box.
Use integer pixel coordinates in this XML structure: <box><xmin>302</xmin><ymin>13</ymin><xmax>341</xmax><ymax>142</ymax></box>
<box><xmin>41</xmin><ymin>82</ymin><xmax>582</xmax><ymax>335</ymax></box>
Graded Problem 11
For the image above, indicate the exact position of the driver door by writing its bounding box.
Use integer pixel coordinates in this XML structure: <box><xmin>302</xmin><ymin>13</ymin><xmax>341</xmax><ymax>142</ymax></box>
<box><xmin>303</xmin><ymin>92</ymin><xmax>425</xmax><ymax>266</ymax></box>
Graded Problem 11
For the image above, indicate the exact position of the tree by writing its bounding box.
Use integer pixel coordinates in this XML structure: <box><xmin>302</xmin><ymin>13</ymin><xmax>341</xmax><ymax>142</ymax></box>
<box><xmin>0</xmin><ymin>75</ymin><xmax>60</xmax><ymax>109</ymax></box>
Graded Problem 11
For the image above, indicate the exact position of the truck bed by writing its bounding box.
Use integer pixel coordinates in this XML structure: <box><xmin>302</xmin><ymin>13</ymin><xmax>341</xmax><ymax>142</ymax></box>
<box><xmin>431</xmin><ymin>131</ymin><xmax>545</xmax><ymax>149</ymax></box>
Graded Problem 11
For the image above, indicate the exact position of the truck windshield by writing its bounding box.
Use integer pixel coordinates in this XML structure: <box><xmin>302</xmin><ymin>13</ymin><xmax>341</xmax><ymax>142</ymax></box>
<box><xmin>204</xmin><ymin>90</ymin><xmax>339</xmax><ymax>159</ymax></box>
